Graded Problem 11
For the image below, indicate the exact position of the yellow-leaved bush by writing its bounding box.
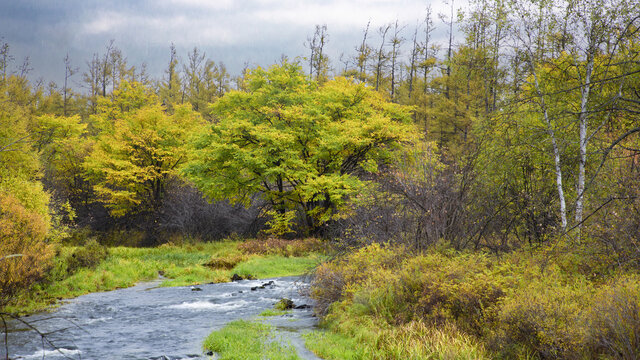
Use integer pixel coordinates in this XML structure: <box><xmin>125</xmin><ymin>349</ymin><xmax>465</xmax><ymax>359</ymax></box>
<box><xmin>0</xmin><ymin>192</ymin><xmax>54</xmax><ymax>305</ymax></box>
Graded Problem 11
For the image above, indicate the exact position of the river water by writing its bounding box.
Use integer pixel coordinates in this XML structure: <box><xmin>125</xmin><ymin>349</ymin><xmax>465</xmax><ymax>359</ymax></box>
<box><xmin>2</xmin><ymin>276</ymin><xmax>320</xmax><ymax>360</ymax></box>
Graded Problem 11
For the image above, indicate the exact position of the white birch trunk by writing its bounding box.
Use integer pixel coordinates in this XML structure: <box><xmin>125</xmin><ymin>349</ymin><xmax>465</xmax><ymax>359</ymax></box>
<box><xmin>531</xmin><ymin>68</ymin><xmax>568</xmax><ymax>231</ymax></box>
<box><xmin>575</xmin><ymin>56</ymin><xmax>593</xmax><ymax>227</ymax></box>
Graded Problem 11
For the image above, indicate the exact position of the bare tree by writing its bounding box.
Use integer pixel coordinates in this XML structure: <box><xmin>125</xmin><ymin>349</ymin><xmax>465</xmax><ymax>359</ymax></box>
<box><xmin>408</xmin><ymin>22</ymin><xmax>420</xmax><ymax>98</ymax></box>
<box><xmin>99</xmin><ymin>40</ymin><xmax>115</xmax><ymax>97</ymax></box>
<box><xmin>439</xmin><ymin>0</ymin><xmax>456</xmax><ymax>99</ymax></box>
<box><xmin>389</xmin><ymin>20</ymin><xmax>406</xmax><ymax>100</ymax></box>
<box><xmin>62</xmin><ymin>54</ymin><xmax>78</xmax><ymax>116</ymax></box>
<box><xmin>306</xmin><ymin>24</ymin><xmax>330</xmax><ymax>82</ymax></box>
<box><xmin>355</xmin><ymin>20</ymin><xmax>372</xmax><ymax>84</ymax></box>
<box><xmin>83</xmin><ymin>53</ymin><xmax>100</xmax><ymax>114</ymax></box>
<box><xmin>0</xmin><ymin>39</ymin><xmax>14</xmax><ymax>83</ymax></box>
<box><xmin>374</xmin><ymin>23</ymin><xmax>391</xmax><ymax>92</ymax></box>
<box><xmin>422</xmin><ymin>6</ymin><xmax>435</xmax><ymax>94</ymax></box>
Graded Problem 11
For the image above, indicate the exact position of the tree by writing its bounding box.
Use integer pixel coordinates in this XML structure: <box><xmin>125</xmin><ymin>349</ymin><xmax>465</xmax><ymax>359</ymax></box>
<box><xmin>183</xmin><ymin>47</ymin><xmax>206</xmax><ymax>111</ymax></box>
<box><xmin>185</xmin><ymin>62</ymin><xmax>415</xmax><ymax>235</ymax></box>
<box><xmin>85</xmin><ymin>90</ymin><xmax>202</xmax><ymax>222</ymax></box>
<box><xmin>389</xmin><ymin>20</ymin><xmax>406</xmax><ymax>100</ymax></box>
<box><xmin>62</xmin><ymin>54</ymin><xmax>78</xmax><ymax>116</ymax></box>
<box><xmin>32</xmin><ymin>113</ymin><xmax>92</xmax><ymax>224</ymax></box>
<box><xmin>374</xmin><ymin>24</ymin><xmax>391</xmax><ymax>92</ymax></box>
<box><xmin>354</xmin><ymin>21</ymin><xmax>373</xmax><ymax>84</ymax></box>
<box><xmin>306</xmin><ymin>24</ymin><xmax>331</xmax><ymax>83</ymax></box>
<box><xmin>158</xmin><ymin>44</ymin><xmax>183</xmax><ymax>112</ymax></box>
<box><xmin>0</xmin><ymin>39</ymin><xmax>14</xmax><ymax>83</ymax></box>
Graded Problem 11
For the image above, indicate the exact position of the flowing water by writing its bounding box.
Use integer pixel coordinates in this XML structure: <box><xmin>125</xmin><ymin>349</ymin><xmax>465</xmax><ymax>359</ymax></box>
<box><xmin>2</xmin><ymin>276</ymin><xmax>321</xmax><ymax>360</ymax></box>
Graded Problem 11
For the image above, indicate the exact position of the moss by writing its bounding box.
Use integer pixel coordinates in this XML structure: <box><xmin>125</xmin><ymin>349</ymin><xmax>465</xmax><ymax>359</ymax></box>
<box><xmin>259</xmin><ymin>309</ymin><xmax>291</xmax><ymax>317</ymax></box>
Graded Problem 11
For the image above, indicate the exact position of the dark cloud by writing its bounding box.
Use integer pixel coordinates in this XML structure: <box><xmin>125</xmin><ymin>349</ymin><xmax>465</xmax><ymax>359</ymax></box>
<box><xmin>0</xmin><ymin>0</ymin><xmax>455</xmax><ymax>87</ymax></box>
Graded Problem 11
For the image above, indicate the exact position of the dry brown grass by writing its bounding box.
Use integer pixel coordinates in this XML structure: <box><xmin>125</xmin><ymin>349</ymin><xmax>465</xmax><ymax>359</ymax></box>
<box><xmin>238</xmin><ymin>237</ymin><xmax>325</xmax><ymax>257</ymax></box>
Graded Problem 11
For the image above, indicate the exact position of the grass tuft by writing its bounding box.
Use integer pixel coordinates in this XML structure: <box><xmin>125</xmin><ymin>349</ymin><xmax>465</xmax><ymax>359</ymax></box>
<box><xmin>203</xmin><ymin>320</ymin><xmax>300</xmax><ymax>360</ymax></box>
<box><xmin>259</xmin><ymin>309</ymin><xmax>291</xmax><ymax>317</ymax></box>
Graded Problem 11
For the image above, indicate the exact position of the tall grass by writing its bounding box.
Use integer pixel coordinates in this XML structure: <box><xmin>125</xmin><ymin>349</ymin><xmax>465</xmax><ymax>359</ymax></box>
<box><xmin>232</xmin><ymin>255</ymin><xmax>324</xmax><ymax>279</ymax></box>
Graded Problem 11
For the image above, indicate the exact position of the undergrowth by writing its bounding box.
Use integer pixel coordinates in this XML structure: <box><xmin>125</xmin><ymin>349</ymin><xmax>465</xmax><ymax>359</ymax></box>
<box><xmin>309</xmin><ymin>243</ymin><xmax>640</xmax><ymax>359</ymax></box>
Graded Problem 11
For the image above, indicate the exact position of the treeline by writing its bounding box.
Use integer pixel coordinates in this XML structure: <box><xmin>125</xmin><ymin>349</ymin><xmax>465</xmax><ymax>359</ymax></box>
<box><xmin>1</xmin><ymin>0</ymin><xmax>640</xmax><ymax>308</ymax></box>
<box><xmin>327</xmin><ymin>0</ymin><xmax>640</xmax><ymax>258</ymax></box>
<box><xmin>0</xmin><ymin>39</ymin><xmax>250</xmax><ymax>306</ymax></box>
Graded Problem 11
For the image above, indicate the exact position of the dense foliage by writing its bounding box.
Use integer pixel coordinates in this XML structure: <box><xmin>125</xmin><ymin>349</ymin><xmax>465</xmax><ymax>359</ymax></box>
<box><xmin>185</xmin><ymin>62</ymin><xmax>415</xmax><ymax>235</ymax></box>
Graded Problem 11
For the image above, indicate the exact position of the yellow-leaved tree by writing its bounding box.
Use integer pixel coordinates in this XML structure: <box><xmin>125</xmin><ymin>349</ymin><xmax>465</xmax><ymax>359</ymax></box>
<box><xmin>84</xmin><ymin>85</ymin><xmax>203</xmax><ymax>240</ymax></box>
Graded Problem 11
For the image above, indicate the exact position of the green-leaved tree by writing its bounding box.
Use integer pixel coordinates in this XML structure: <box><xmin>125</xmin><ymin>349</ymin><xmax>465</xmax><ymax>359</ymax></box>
<box><xmin>185</xmin><ymin>62</ymin><xmax>415</xmax><ymax>235</ymax></box>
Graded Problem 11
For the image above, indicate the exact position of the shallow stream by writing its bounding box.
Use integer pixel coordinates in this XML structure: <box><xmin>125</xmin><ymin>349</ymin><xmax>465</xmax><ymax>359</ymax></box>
<box><xmin>2</xmin><ymin>276</ymin><xmax>319</xmax><ymax>359</ymax></box>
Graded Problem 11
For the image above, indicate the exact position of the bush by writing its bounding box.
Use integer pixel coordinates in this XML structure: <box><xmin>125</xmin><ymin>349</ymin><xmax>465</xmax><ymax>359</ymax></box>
<box><xmin>159</xmin><ymin>181</ymin><xmax>264</xmax><ymax>241</ymax></box>
<box><xmin>490</xmin><ymin>266</ymin><xmax>593</xmax><ymax>359</ymax></box>
<box><xmin>203</xmin><ymin>254</ymin><xmax>246</xmax><ymax>269</ymax></box>
<box><xmin>66</xmin><ymin>239</ymin><xmax>109</xmax><ymax>273</ymax></box>
<box><xmin>318</xmin><ymin>304</ymin><xmax>491</xmax><ymax>360</ymax></box>
<box><xmin>313</xmin><ymin>245</ymin><xmax>510</xmax><ymax>331</ymax></box>
<box><xmin>395</xmin><ymin>253</ymin><xmax>510</xmax><ymax>336</ymax></box>
<box><xmin>311</xmin><ymin>244</ymin><xmax>640</xmax><ymax>359</ymax></box>
<box><xmin>587</xmin><ymin>275</ymin><xmax>640</xmax><ymax>359</ymax></box>
<box><xmin>311</xmin><ymin>244</ymin><xmax>405</xmax><ymax>316</ymax></box>
<box><xmin>0</xmin><ymin>193</ymin><xmax>53</xmax><ymax>306</ymax></box>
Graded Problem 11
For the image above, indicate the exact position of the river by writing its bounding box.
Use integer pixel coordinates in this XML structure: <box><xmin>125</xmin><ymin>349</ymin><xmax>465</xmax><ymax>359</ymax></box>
<box><xmin>2</xmin><ymin>276</ymin><xmax>320</xmax><ymax>359</ymax></box>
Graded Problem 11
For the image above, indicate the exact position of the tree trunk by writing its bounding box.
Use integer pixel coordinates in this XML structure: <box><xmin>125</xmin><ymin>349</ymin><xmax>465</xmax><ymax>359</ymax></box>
<box><xmin>574</xmin><ymin>51</ymin><xmax>594</xmax><ymax>228</ymax></box>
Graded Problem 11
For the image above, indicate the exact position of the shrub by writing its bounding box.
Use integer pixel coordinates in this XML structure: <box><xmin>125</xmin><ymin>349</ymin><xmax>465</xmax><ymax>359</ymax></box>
<box><xmin>394</xmin><ymin>253</ymin><xmax>510</xmax><ymax>336</ymax></box>
<box><xmin>587</xmin><ymin>275</ymin><xmax>640</xmax><ymax>359</ymax></box>
<box><xmin>66</xmin><ymin>239</ymin><xmax>109</xmax><ymax>273</ymax></box>
<box><xmin>159</xmin><ymin>181</ymin><xmax>265</xmax><ymax>241</ymax></box>
<box><xmin>311</xmin><ymin>244</ymin><xmax>405</xmax><ymax>316</ymax></box>
<box><xmin>491</xmin><ymin>267</ymin><xmax>593</xmax><ymax>359</ymax></box>
<box><xmin>319</xmin><ymin>304</ymin><xmax>491</xmax><ymax>360</ymax></box>
<box><xmin>311</xmin><ymin>244</ymin><xmax>640</xmax><ymax>359</ymax></box>
<box><xmin>0</xmin><ymin>193</ymin><xmax>53</xmax><ymax>306</ymax></box>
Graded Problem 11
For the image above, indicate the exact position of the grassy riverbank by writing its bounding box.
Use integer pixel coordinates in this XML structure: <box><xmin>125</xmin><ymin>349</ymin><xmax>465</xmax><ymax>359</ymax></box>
<box><xmin>6</xmin><ymin>238</ymin><xmax>325</xmax><ymax>315</ymax></box>
<box><xmin>304</xmin><ymin>243</ymin><xmax>640</xmax><ymax>359</ymax></box>
<box><xmin>203</xmin><ymin>320</ymin><xmax>300</xmax><ymax>360</ymax></box>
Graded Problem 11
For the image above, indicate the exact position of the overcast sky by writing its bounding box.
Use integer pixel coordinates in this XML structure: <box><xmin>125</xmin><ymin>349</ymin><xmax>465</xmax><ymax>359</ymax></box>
<box><xmin>0</xmin><ymin>0</ymin><xmax>459</xmax><ymax>87</ymax></box>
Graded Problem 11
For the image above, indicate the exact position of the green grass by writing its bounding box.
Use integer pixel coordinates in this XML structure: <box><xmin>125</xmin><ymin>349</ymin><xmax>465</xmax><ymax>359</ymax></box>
<box><xmin>259</xmin><ymin>309</ymin><xmax>292</xmax><ymax>317</ymax></box>
<box><xmin>231</xmin><ymin>255</ymin><xmax>324</xmax><ymax>279</ymax></box>
<box><xmin>303</xmin><ymin>330</ymin><xmax>362</xmax><ymax>360</ymax></box>
<box><xmin>6</xmin><ymin>241</ymin><xmax>322</xmax><ymax>315</ymax></box>
<box><xmin>203</xmin><ymin>320</ymin><xmax>300</xmax><ymax>360</ymax></box>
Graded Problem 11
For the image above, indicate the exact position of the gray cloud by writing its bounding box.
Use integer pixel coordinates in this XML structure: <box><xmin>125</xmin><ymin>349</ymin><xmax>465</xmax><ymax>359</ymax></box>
<box><xmin>0</xmin><ymin>0</ymin><xmax>457</xmax><ymax>87</ymax></box>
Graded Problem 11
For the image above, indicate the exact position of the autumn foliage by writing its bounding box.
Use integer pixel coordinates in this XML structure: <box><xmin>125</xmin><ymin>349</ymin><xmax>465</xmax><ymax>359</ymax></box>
<box><xmin>0</xmin><ymin>193</ymin><xmax>53</xmax><ymax>305</ymax></box>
